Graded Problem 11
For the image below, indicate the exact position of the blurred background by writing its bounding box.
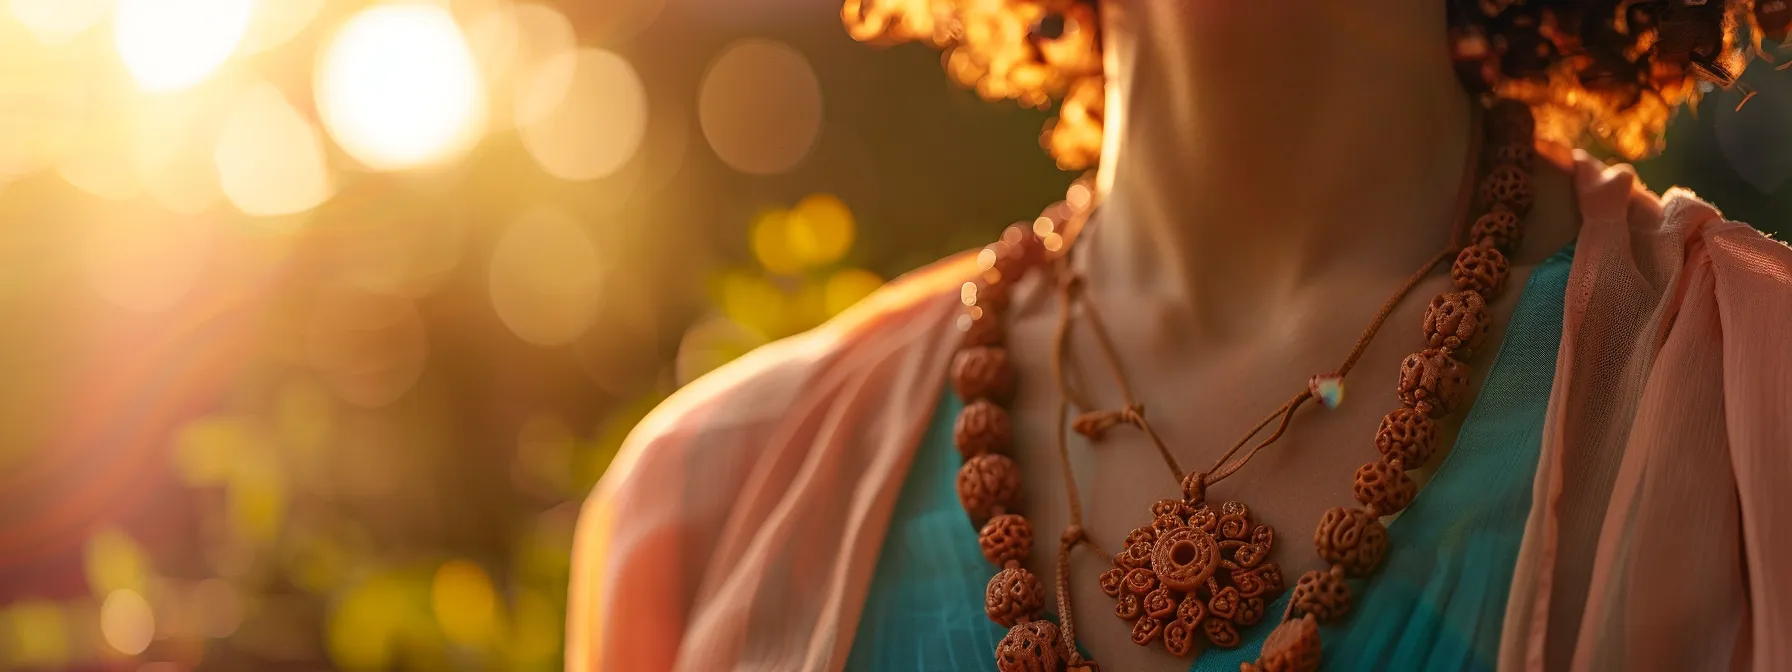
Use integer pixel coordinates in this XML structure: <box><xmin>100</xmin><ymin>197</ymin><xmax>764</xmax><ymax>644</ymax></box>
<box><xmin>0</xmin><ymin>0</ymin><xmax>1785</xmax><ymax>670</ymax></box>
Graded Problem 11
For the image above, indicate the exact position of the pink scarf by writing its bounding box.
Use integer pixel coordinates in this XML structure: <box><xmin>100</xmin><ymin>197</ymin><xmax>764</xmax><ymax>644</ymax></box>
<box><xmin>568</xmin><ymin>152</ymin><xmax>1792</xmax><ymax>671</ymax></box>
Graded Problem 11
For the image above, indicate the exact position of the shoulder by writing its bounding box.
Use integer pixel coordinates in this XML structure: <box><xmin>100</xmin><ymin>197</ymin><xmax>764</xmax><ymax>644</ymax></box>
<box><xmin>1567</xmin><ymin>149</ymin><xmax>1792</xmax><ymax>290</ymax></box>
<box><xmin>591</xmin><ymin>251</ymin><xmax>977</xmax><ymax>504</ymax></box>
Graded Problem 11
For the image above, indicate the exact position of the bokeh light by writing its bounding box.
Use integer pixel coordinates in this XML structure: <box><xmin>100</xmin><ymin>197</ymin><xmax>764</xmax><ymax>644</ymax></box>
<box><xmin>315</xmin><ymin>3</ymin><xmax>486</xmax><ymax>170</ymax></box>
<box><xmin>506</xmin><ymin>2</ymin><xmax>577</xmax><ymax>127</ymax></box>
<box><xmin>99</xmin><ymin>589</ymin><xmax>155</xmax><ymax>655</ymax></box>
<box><xmin>214</xmin><ymin>82</ymin><xmax>334</xmax><ymax>216</ymax></box>
<box><xmin>432</xmin><ymin>560</ymin><xmax>497</xmax><ymax>645</ymax></box>
<box><xmin>699</xmin><ymin>39</ymin><xmax>823</xmax><ymax>175</ymax></box>
<box><xmin>79</xmin><ymin>206</ymin><xmax>212</xmax><ymax>313</ymax></box>
<box><xmin>85</xmin><ymin>529</ymin><xmax>151</xmax><ymax>598</ymax></box>
<box><xmin>9</xmin><ymin>0</ymin><xmax>109</xmax><ymax>45</ymax></box>
<box><xmin>133</xmin><ymin>94</ymin><xmax>226</xmax><ymax>215</ymax></box>
<box><xmin>520</xmin><ymin>48</ymin><xmax>648</xmax><ymax>181</ymax></box>
<box><xmin>113</xmin><ymin>0</ymin><xmax>254</xmax><ymax>92</ymax></box>
<box><xmin>237</xmin><ymin>0</ymin><xmax>324</xmax><ymax>55</ymax></box>
<box><xmin>488</xmin><ymin>209</ymin><xmax>604</xmax><ymax>346</ymax></box>
<box><xmin>3</xmin><ymin>600</ymin><xmax>70</xmax><ymax>667</ymax></box>
<box><xmin>825</xmin><ymin>268</ymin><xmax>884</xmax><ymax>316</ymax></box>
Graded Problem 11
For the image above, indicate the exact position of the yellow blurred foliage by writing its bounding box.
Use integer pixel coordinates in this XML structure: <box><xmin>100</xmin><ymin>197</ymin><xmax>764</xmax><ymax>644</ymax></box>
<box><xmin>505</xmin><ymin>588</ymin><xmax>562</xmax><ymax>670</ymax></box>
<box><xmin>824</xmin><ymin>268</ymin><xmax>883</xmax><ymax>317</ymax></box>
<box><xmin>326</xmin><ymin>574</ymin><xmax>412</xmax><ymax>671</ymax></box>
<box><xmin>2</xmin><ymin>600</ymin><xmax>70</xmax><ymax>668</ymax></box>
<box><xmin>173</xmin><ymin>416</ymin><xmax>251</xmax><ymax>487</ymax></box>
<box><xmin>84</xmin><ymin>528</ymin><xmax>151</xmax><ymax>598</ymax></box>
<box><xmin>432</xmin><ymin>560</ymin><xmax>498</xmax><ymax>646</ymax></box>
<box><xmin>788</xmin><ymin>194</ymin><xmax>854</xmax><ymax>267</ymax></box>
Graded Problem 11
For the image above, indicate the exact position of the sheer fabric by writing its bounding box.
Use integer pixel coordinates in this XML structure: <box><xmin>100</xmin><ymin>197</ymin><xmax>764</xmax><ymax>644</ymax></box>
<box><xmin>568</xmin><ymin>152</ymin><xmax>1792</xmax><ymax>672</ymax></box>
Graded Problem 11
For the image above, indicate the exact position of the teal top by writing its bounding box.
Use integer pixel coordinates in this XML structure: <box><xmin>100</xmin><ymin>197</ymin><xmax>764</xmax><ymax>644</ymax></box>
<box><xmin>846</xmin><ymin>245</ymin><xmax>1574</xmax><ymax>672</ymax></box>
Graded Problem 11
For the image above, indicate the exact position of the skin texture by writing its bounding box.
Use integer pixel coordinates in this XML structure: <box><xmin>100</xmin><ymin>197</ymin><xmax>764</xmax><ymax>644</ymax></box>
<box><xmin>994</xmin><ymin>2</ymin><xmax>1584</xmax><ymax>667</ymax></box>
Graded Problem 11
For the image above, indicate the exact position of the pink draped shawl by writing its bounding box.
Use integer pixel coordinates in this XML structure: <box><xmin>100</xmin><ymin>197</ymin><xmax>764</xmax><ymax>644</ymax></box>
<box><xmin>568</xmin><ymin>152</ymin><xmax>1792</xmax><ymax>672</ymax></box>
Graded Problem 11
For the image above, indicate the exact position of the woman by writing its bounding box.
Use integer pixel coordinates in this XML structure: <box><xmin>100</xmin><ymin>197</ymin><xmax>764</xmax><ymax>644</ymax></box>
<box><xmin>570</xmin><ymin>2</ymin><xmax>1792</xmax><ymax>671</ymax></box>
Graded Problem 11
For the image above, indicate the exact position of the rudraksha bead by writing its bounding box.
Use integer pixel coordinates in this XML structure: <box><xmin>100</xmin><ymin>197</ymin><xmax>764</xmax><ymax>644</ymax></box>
<box><xmin>1143</xmin><ymin>586</ymin><xmax>1177</xmax><ymax>619</ymax></box>
<box><xmin>1098</xmin><ymin>567</ymin><xmax>1125</xmax><ymax>597</ymax></box>
<box><xmin>1423</xmin><ymin>289</ymin><xmax>1491</xmax><ymax>355</ymax></box>
<box><xmin>1478</xmin><ymin>164</ymin><xmax>1534</xmax><ymax>216</ymax></box>
<box><xmin>1131</xmin><ymin>615</ymin><xmax>1163</xmax><ymax>645</ymax></box>
<box><xmin>1396</xmin><ymin>348</ymin><xmax>1470</xmax><ymax>418</ymax></box>
<box><xmin>1353</xmin><ymin>459</ymin><xmax>1417</xmax><ymax>515</ymax></box>
<box><xmin>1489</xmin><ymin>136</ymin><xmax>1535</xmax><ymax>170</ymax></box>
<box><xmin>951</xmin><ymin>346</ymin><xmax>1016</xmax><ymax>402</ymax></box>
<box><xmin>1290</xmin><ymin>567</ymin><xmax>1352</xmax><ymax>621</ymax></box>
<box><xmin>1470</xmin><ymin>204</ymin><xmax>1523</xmax><ymax>253</ymax></box>
<box><xmin>1314</xmin><ymin>507</ymin><xmax>1389</xmax><ymax>576</ymax></box>
<box><xmin>961</xmin><ymin>309</ymin><xmax>1005</xmax><ymax>347</ymax></box>
<box><xmin>1375</xmin><ymin>407</ymin><xmax>1438</xmax><ymax>468</ymax></box>
<box><xmin>985</xmin><ymin>567</ymin><xmax>1046</xmax><ymax>627</ymax></box>
<box><xmin>979</xmin><ymin>514</ymin><xmax>1033</xmax><ymax>566</ymax></box>
<box><xmin>1451</xmin><ymin>244</ymin><xmax>1511</xmax><ymax>297</ymax></box>
<box><xmin>1204</xmin><ymin>617</ymin><xmax>1242</xmax><ymax>648</ymax></box>
<box><xmin>1762</xmin><ymin>0</ymin><xmax>1792</xmax><ymax>42</ymax></box>
<box><xmin>956</xmin><ymin>453</ymin><xmax>1021</xmax><ymax>522</ymax></box>
<box><xmin>955</xmin><ymin>399</ymin><xmax>1013</xmax><ymax>458</ymax></box>
<box><xmin>1249</xmin><ymin>614</ymin><xmax>1322</xmax><ymax>672</ymax></box>
<box><xmin>971</xmin><ymin>277</ymin><xmax>1012</xmax><ymax>312</ymax></box>
<box><xmin>1162</xmin><ymin>618</ymin><xmax>1195</xmax><ymax>656</ymax></box>
<box><xmin>1487</xmin><ymin>99</ymin><xmax>1535</xmax><ymax>145</ymax></box>
<box><xmin>996</xmin><ymin>620</ymin><xmax>1062</xmax><ymax>672</ymax></box>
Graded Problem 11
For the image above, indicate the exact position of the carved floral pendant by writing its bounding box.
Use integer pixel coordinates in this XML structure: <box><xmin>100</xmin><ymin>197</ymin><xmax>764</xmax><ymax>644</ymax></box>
<box><xmin>1098</xmin><ymin>498</ymin><xmax>1285</xmax><ymax>657</ymax></box>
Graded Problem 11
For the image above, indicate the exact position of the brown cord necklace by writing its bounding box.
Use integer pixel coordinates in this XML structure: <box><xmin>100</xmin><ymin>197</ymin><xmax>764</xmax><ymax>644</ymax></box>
<box><xmin>948</xmin><ymin>98</ymin><xmax>1538</xmax><ymax>672</ymax></box>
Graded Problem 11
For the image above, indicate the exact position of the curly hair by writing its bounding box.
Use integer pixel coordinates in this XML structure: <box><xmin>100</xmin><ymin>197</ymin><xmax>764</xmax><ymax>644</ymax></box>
<box><xmin>844</xmin><ymin>0</ymin><xmax>1791</xmax><ymax>168</ymax></box>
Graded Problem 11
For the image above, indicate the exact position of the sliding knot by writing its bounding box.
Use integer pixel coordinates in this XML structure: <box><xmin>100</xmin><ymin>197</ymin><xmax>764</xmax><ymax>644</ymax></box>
<box><xmin>1061</xmin><ymin>524</ymin><xmax>1087</xmax><ymax>548</ymax></box>
<box><xmin>1072</xmin><ymin>404</ymin><xmax>1145</xmax><ymax>441</ymax></box>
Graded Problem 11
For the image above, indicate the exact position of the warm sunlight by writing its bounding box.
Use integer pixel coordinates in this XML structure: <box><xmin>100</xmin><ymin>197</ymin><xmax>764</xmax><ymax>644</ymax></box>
<box><xmin>113</xmin><ymin>0</ymin><xmax>254</xmax><ymax>91</ymax></box>
<box><xmin>314</xmin><ymin>3</ymin><xmax>485</xmax><ymax>171</ymax></box>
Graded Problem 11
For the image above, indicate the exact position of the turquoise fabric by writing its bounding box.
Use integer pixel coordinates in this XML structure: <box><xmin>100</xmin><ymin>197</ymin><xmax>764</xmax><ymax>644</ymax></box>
<box><xmin>847</xmin><ymin>245</ymin><xmax>1574</xmax><ymax>672</ymax></box>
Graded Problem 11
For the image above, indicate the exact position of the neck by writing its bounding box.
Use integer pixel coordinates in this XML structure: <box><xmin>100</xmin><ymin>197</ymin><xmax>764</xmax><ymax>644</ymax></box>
<box><xmin>1084</xmin><ymin>2</ymin><xmax>1474</xmax><ymax>337</ymax></box>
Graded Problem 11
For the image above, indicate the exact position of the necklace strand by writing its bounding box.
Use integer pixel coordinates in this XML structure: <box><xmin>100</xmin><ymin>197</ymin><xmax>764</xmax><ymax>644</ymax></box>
<box><xmin>953</xmin><ymin>99</ymin><xmax>1536</xmax><ymax>671</ymax></box>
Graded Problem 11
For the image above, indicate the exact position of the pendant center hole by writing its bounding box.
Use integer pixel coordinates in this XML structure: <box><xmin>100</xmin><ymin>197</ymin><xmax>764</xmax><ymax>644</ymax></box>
<box><xmin>1171</xmin><ymin>541</ymin><xmax>1196</xmax><ymax>565</ymax></box>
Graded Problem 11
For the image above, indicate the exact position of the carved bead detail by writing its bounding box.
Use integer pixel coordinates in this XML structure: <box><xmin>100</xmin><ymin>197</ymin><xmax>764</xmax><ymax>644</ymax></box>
<box><xmin>1452</xmin><ymin>244</ymin><xmax>1512</xmax><ymax>297</ymax></box>
<box><xmin>955</xmin><ymin>400</ymin><xmax>1013</xmax><ymax>458</ymax></box>
<box><xmin>1490</xmin><ymin>137</ymin><xmax>1535</xmax><ymax>170</ymax></box>
<box><xmin>956</xmin><ymin>454</ymin><xmax>1021</xmax><ymax>522</ymax></box>
<box><xmin>985</xmin><ymin>567</ymin><xmax>1046</xmax><ymax>627</ymax></box>
<box><xmin>1162</xmin><ymin>618</ymin><xmax>1195</xmax><ymax>657</ymax></box>
<box><xmin>1291</xmin><ymin>568</ymin><xmax>1353</xmax><ymax>622</ymax></box>
<box><xmin>1098</xmin><ymin>567</ymin><xmax>1125</xmax><ymax>597</ymax></box>
<box><xmin>1376</xmin><ymin>407</ymin><xmax>1439</xmax><ymax>468</ymax></box>
<box><xmin>1251</xmin><ymin>614</ymin><xmax>1323</xmax><ymax>672</ymax></box>
<box><xmin>951</xmin><ymin>346</ymin><xmax>1016</xmax><ymax>402</ymax></box>
<box><xmin>1488</xmin><ymin>99</ymin><xmax>1535</xmax><ymax>145</ymax></box>
<box><xmin>979</xmin><ymin>514</ymin><xmax>1033</xmax><ymax>567</ymax></box>
<box><xmin>1131</xmin><ymin>615</ymin><xmax>1164</xmax><ymax>645</ymax></box>
<box><xmin>1423</xmin><ymin>290</ymin><xmax>1490</xmax><ymax>356</ymax></box>
<box><xmin>1204</xmin><ymin>618</ymin><xmax>1242</xmax><ymax>648</ymax></box>
<box><xmin>995</xmin><ymin>620</ymin><xmax>1062</xmax><ymax>672</ymax></box>
<box><xmin>1123</xmin><ymin>526</ymin><xmax>1157</xmax><ymax>549</ymax></box>
<box><xmin>1479</xmin><ymin>163</ymin><xmax>1534</xmax><ymax>216</ymax></box>
<box><xmin>1143</xmin><ymin>586</ymin><xmax>1177</xmax><ymax>619</ymax></box>
<box><xmin>1470</xmin><ymin>204</ymin><xmax>1523</xmax><ymax>253</ymax></box>
<box><xmin>1176</xmin><ymin>592</ymin><xmax>1206</xmax><ymax>626</ymax></box>
<box><xmin>1314</xmin><ymin>508</ymin><xmax>1389</xmax><ymax>576</ymax></box>
<box><xmin>1152</xmin><ymin>499</ymin><xmax>1195</xmax><ymax>521</ymax></box>
<box><xmin>1353</xmin><ymin>459</ymin><xmax>1418</xmax><ymax>515</ymax></box>
<box><xmin>1115</xmin><ymin>592</ymin><xmax>1141</xmax><ymax>620</ymax></box>
<box><xmin>1236</xmin><ymin>596</ymin><xmax>1267</xmax><ymax>626</ymax></box>
<box><xmin>1187</xmin><ymin>505</ymin><xmax>1218</xmax><ymax>534</ymax></box>
<box><xmin>1124</xmin><ymin>567</ymin><xmax>1158</xmax><ymax>596</ymax></box>
<box><xmin>1149</xmin><ymin>526</ymin><xmax>1220</xmax><ymax>592</ymax></box>
<box><xmin>1397</xmin><ymin>348</ymin><xmax>1470</xmax><ymax>418</ymax></box>
<box><xmin>1118</xmin><ymin>541</ymin><xmax>1154</xmax><ymax>570</ymax></box>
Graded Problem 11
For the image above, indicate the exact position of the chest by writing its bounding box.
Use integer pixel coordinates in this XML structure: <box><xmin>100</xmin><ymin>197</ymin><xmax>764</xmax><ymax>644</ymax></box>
<box><xmin>989</xmin><ymin>270</ymin><xmax>1528</xmax><ymax>669</ymax></box>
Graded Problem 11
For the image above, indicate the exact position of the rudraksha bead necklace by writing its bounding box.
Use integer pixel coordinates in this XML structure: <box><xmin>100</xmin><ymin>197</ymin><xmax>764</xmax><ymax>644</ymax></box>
<box><xmin>948</xmin><ymin>99</ymin><xmax>1536</xmax><ymax>672</ymax></box>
